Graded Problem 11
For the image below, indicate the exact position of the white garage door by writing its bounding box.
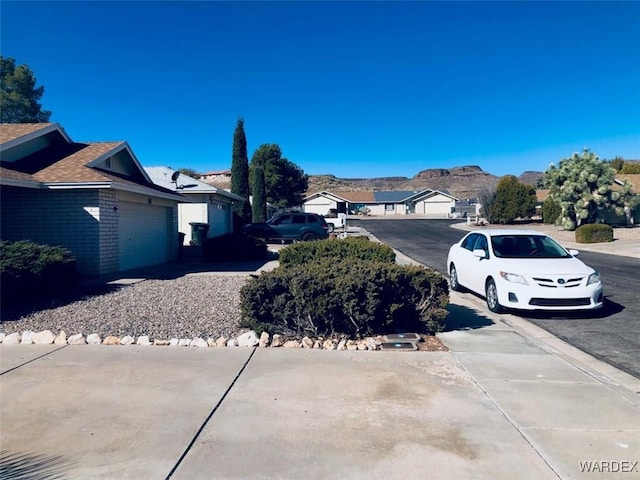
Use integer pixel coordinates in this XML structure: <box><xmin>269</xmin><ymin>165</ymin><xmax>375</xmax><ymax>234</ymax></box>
<box><xmin>119</xmin><ymin>202</ymin><xmax>169</xmax><ymax>271</ymax></box>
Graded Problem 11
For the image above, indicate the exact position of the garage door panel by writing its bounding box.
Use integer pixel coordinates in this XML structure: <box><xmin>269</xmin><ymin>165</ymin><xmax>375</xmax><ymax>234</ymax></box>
<box><xmin>119</xmin><ymin>202</ymin><xmax>168</xmax><ymax>271</ymax></box>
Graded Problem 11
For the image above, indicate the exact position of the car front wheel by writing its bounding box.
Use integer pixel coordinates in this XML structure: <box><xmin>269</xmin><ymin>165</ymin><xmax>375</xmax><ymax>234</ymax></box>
<box><xmin>326</xmin><ymin>224</ymin><xmax>335</xmax><ymax>233</ymax></box>
<box><xmin>485</xmin><ymin>278</ymin><xmax>502</xmax><ymax>313</ymax></box>
<box><xmin>449</xmin><ymin>264</ymin><xmax>462</xmax><ymax>292</ymax></box>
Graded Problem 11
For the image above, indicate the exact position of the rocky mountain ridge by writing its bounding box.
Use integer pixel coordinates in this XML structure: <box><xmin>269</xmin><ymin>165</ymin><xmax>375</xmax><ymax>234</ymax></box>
<box><xmin>306</xmin><ymin>166</ymin><xmax>544</xmax><ymax>200</ymax></box>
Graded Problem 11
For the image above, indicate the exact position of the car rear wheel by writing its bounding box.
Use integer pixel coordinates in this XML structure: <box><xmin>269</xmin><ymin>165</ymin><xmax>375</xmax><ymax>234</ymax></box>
<box><xmin>485</xmin><ymin>278</ymin><xmax>502</xmax><ymax>313</ymax></box>
<box><xmin>302</xmin><ymin>232</ymin><xmax>317</xmax><ymax>241</ymax></box>
<box><xmin>326</xmin><ymin>223</ymin><xmax>335</xmax><ymax>233</ymax></box>
<box><xmin>449</xmin><ymin>264</ymin><xmax>462</xmax><ymax>292</ymax></box>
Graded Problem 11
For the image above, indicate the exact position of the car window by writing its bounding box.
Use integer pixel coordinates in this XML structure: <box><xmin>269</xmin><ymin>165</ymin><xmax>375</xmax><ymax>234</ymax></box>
<box><xmin>307</xmin><ymin>215</ymin><xmax>318</xmax><ymax>223</ymax></box>
<box><xmin>461</xmin><ymin>233</ymin><xmax>480</xmax><ymax>251</ymax></box>
<box><xmin>292</xmin><ymin>215</ymin><xmax>306</xmax><ymax>224</ymax></box>
<box><xmin>474</xmin><ymin>235</ymin><xmax>489</xmax><ymax>255</ymax></box>
<box><xmin>274</xmin><ymin>215</ymin><xmax>292</xmax><ymax>225</ymax></box>
<box><xmin>492</xmin><ymin>235</ymin><xmax>571</xmax><ymax>258</ymax></box>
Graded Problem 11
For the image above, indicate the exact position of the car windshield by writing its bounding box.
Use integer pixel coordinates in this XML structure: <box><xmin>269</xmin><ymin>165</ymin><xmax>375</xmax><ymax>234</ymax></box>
<box><xmin>491</xmin><ymin>234</ymin><xmax>572</xmax><ymax>259</ymax></box>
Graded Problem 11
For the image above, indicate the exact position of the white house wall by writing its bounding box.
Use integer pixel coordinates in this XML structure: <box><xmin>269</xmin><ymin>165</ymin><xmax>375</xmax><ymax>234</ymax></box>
<box><xmin>414</xmin><ymin>193</ymin><xmax>456</xmax><ymax>217</ymax></box>
<box><xmin>179</xmin><ymin>203</ymin><xmax>208</xmax><ymax>245</ymax></box>
<box><xmin>303</xmin><ymin>195</ymin><xmax>338</xmax><ymax>216</ymax></box>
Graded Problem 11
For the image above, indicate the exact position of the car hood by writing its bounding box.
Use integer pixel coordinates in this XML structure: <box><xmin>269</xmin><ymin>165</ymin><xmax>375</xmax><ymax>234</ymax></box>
<box><xmin>495</xmin><ymin>256</ymin><xmax>595</xmax><ymax>275</ymax></box>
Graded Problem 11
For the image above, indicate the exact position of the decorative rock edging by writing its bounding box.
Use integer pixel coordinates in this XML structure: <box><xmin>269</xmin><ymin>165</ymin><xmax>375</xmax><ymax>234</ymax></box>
<box><xmin>0</xmin><ymin>329</ymin><xmax>394</xmax><ymax>351</ymax></box>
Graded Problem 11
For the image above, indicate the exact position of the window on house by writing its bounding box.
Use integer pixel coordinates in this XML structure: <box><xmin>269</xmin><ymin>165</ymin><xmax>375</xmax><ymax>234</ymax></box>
<box><xmin>385</xmin><ymin>204</ymin><xmax>394</xmax><ymax>211</ymax></box>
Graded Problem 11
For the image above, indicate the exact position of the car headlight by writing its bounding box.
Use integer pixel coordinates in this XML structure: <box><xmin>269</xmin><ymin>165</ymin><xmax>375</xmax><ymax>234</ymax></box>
<box><xmin>587</xmin><ymin>271</ymin><xmax>601</xmax><ymax>285</ymax></box>
<box><xmin>499</xmin><ymin>271</ymin><xmax>529</xmax><ymax>285</ymax></box>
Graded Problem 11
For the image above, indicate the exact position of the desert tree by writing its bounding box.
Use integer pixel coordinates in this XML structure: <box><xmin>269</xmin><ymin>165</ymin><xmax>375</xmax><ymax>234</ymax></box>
<box><xmin>543</xmin><ymin>149</ymin><xmax>631</xmax><ymax>230</ymax></box>
<box><xmin>477</xmin><ymin>179</ymin><xmax>498</xmax><ymax>222</ymax></box>
<box><xmin>490</xmin><ymin>175</ymin><xmax>537</xmax><ymax>224</ymax></box>
<box><xmin>250</xmin><ymin>144</ymin><xmax>308</xmax><ymax>208</ymax></box>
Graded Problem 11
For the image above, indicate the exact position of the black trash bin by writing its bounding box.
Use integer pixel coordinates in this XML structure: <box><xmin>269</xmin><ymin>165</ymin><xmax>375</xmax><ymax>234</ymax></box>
<box><xmin>189</xmin><ymin>222</ymin><xmax>209</xmax><ymax>246</ymax></box>
<box><xmin>178</xmin><ymin>232</ymin><xmax>186</xmax><ymax>258</ymax></box>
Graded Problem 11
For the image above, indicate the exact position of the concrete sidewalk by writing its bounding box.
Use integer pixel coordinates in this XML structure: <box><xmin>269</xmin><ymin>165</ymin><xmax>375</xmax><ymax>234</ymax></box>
<box><xmin>1</xmin><ymin>299</ymin><xmax>639</xmax><ymax>479</ymax></box>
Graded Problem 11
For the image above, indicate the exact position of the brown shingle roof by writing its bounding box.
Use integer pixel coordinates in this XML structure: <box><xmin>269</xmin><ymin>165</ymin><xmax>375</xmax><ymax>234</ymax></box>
<box><xmin>616</xmin><ymin>174</ymin><xmax>640</xmax><ymax>194</ymax></box>
<box><xmin>0</xmin><ymin>123</ymin><xmax>56</xmax><ymax>144</ymax></box>
<box><xmin>536</xmin><ymin>189</ymin><xmax>550</xmax><ymax>202</ymax></box>
<box><xmin>0</xmin><ymin>166</ymin><xmax>37</xmax><ymax>182</ymax></box>
<box><xmin>33</xmin><ymin>142</ymin><xmax>123</xmax><ymax>183</ymax></box>
<box><xmin>336</xmin><ymin>191</ymin><xmax>376</xmax><ymax>203</ymax></box>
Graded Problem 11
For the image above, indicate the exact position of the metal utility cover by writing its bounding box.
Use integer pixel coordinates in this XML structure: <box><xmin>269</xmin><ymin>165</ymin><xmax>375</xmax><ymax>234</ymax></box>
<box><xmin>380</xmin><ymin>342</ymin><xmax>418</xmax><ymax>351</ymax></box>
<box><xmin>383</xmin><ymin>333</ymin><xmax>421</xmax><ymax>343</ymax></box>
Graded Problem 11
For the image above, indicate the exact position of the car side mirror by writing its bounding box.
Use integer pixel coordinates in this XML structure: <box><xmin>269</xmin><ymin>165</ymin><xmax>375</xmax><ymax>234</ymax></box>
<box><xmin>568</xmin><ymin>249</ymin><xmax>579</xmax><ymax>256</ymax></box>
<box><xmin>472</xmin><ymin>249</ymin><xmax>488</xmax><ymax>259</ymax></box>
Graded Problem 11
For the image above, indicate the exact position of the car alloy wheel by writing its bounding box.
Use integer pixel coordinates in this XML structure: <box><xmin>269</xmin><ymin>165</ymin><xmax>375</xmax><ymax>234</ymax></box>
<box><xmin>486</xmin><ymin>278</ymin><xmax>502</xmax><ymax>313</ymax></box>
<box><xmin>326</xmin><ymin>224</ymin><xmax>335</xmax><ymax>233</ymax></box>
<box><xmin>302</xmin><ymin>232</ymin><xmax>317</xmax><ymax>241</ymax></box>
<box><xmin>449</xmin><ymin>264</ymin><xmax>461</xmax><ymax>292</ymax></box>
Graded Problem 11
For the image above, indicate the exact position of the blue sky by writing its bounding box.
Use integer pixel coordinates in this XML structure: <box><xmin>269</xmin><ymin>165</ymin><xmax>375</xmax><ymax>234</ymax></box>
<box><xmin>2</xmin><ymin>1</ymin><xmax>639</xmax><ymax>178</ymax></box>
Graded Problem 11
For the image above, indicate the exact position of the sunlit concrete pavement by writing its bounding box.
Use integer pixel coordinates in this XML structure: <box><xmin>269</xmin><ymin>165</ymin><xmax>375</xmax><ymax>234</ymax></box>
<box><xmin>2</xmin><ymin>298</ymin><xmax>639</xmax><ymax>479</ymax></box>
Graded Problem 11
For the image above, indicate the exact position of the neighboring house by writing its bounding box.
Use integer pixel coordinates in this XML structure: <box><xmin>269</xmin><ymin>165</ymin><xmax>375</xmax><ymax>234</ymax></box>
<box><xmin>145</xmin><ymin>166</ymin><xmax>244</xmax><ymax>245</ymax></box>
<box><xmin>0</xmin><ymin>123</ymin><xmax>184</xmax><ymax>277</ymax></box>
<box><xmin>200</xmin><ymin>169</ymin><xmax>231</xmax><ymax>182</ymax></box>
<box><xmin>303</xmin><ymin>190</ymin><xmax>458</xmax><ymax>217</ymax></box>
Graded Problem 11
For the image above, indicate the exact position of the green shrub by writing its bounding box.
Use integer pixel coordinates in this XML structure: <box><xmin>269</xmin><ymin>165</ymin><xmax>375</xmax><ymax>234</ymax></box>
<box><xmin>203</xmin><ymin>233</ymin><xmax>267</xmax><ymax>262</ymax></box>
<box><xmin>542</xmin><ymin>197</ymin><xmax>561</xmax><ymax>224</ymax></box>
<box><xmin>575</xmin><ymin>224</ymin><xmax>614</xmax><ymax>243</ymax></box>
<box><xmin>1</xmin><ymin>240</ymin><xmax>77</xmax><ymax>304</ymax></box>
<box><xmin>240</xmin><ymin>259</ymin><xmax>449</xmax><ymax>337</ymax></box>
<box><xmin>278</xmin><ymin>236</ymin><xmax>396</xmax><ymax>268</ymax></box>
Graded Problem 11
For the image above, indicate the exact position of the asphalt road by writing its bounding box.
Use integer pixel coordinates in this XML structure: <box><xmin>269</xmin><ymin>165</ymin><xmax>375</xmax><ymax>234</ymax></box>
<box><xmin>350</xmin><ymin>218</ymin><xmax>640</xmax><ymax>379</ymax></box>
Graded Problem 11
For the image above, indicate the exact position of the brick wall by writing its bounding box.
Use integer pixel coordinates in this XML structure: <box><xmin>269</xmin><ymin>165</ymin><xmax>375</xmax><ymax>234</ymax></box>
<box><xmin>1</xmin><ymin>187</ymin><xmax>101</xmax><ymax>275</ymax></box>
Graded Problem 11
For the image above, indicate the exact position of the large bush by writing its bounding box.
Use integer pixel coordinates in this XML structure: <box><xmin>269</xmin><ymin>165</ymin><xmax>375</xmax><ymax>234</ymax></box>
<box><xmin>1</xmin><ymin>240</ymin><xmax>77</xmax><ymax>303</ymax></box>
<box><xmin>203</xmin><ymin>233</ymin><xmax>267</xmax><ymax>262</ymax></box>
<box><xmin>575</xmin><ymin>224</ymin><xmax>614</xmax><ymax>243</ymax></box>
<box><xmin>278</xmin><ymin>236</ymin><xmax>395</xmax><ymax>267</ymax></box>
<box><xmin>542</xmin><ymin>197</ymin><xmax>561</xmax><ymax>224</ymax></box>
<box><xmin>240</xmin><ymin>259</ymin><xmax>449</xmax><ymax>337</ymax></box>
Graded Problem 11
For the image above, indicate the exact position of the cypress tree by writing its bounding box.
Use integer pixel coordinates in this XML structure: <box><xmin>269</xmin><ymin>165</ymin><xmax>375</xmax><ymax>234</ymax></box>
<box><xmin>251</xmin><ymin>166</ymin><xmax>267</xmax><ymax>223</ymax></box>
<box><xmin>230</xmin><ymin>118</ymin><xmax>252</xmax><ymax>225</ymax></box>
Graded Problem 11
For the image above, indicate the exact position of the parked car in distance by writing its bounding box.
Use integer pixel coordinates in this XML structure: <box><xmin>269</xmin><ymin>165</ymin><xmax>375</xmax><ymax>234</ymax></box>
<box><xmin>243</xmin><ymin>212</ymin><xmax>330</xmax><ymax>242</ymax></box>
<box><xmin>447</xmin><ymin>229</ymin><xmax>603</xmax><ymax>313</ymax></box>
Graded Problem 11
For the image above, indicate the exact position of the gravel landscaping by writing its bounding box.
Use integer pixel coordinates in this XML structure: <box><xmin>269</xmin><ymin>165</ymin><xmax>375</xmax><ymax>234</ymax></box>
<box><xmin>1</xmin><ymin>274</ymin><xmax>249</xmax><ymax>341</ymax></box>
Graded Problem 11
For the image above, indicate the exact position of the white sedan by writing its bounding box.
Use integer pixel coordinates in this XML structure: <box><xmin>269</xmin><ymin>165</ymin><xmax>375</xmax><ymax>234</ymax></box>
<box><xmin>447</xmin><ymin>229</ymin><xmax>603</xmax><ymax>313</ymax></box>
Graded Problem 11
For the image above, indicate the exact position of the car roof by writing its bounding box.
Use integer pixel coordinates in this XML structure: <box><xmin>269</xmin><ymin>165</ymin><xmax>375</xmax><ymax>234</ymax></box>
<box><xmin>473</xmin><ymin>229</ymin><xmax>549</xmax><ymax>237</ymax></box>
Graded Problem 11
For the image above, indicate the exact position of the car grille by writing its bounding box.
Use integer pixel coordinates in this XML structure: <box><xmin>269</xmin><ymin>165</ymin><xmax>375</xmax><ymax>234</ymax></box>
<box><xmin>529</xmin><ymin>298</ymin><xmax>592</xmax><ymax>307</ymax></box>
<box><xmin>531</xmin><ymin>276</ymin><xmax>585</xmax><ymax>288</ymax></box>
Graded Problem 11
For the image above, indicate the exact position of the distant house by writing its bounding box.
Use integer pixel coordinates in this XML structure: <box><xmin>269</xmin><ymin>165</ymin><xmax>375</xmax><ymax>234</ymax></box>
<box><xmin>303</xmin><ymin>190</ymin><xmax>458</xmax><ymax>217</ymax></box>
<box><xmin>145</xmin><ymin>166</ymin><xmax>244</xmax><ymax>245</ymax></box>
<box><xmin>200</xmin><ymin>169</ymin><xmax>231</xmax><ymax>182</ymax></box>
<box><xmin>0</xmin><ymin>123</ymin><xmax>184</xmax><ymax>277</ymax></box>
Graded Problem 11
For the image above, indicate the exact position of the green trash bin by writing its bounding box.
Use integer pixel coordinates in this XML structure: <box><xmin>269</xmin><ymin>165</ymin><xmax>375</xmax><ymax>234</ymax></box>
<box><xmin>189</xmin><ymin>222</ymin><xmax>209</xmax><ymax>246</ymax></box>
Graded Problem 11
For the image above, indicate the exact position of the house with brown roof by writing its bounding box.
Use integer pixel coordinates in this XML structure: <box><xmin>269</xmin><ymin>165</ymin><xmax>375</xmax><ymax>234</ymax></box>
<box><xmin>0</xmin><ymin>123</ymin><xmax>185</xmax><ymax>277</ymax></box>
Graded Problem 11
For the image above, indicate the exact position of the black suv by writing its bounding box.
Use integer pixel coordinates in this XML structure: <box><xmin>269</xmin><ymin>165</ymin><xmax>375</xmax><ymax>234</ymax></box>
<box><xmin>243</xmin><ymin>212</ymin><xmax>330</xmax><ymax>241</ymax></box>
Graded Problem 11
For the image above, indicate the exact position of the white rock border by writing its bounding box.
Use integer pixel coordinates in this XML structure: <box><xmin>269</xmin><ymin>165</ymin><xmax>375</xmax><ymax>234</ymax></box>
<box><xmin>0</xmin><ymin>329</ymin><xmax>388</xmax><ymax>351</ymax></box>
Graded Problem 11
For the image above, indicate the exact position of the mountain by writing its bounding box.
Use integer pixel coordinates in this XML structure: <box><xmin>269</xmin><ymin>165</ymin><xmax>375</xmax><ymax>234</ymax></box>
<box><xmin>306</xmin><ymin>166</ymin><xmax>542</xmax><ymax>200</ymax></box>
<box><xmin>202</xmin><ymin>165</ymin><xmax>546</xmax><ymax>201</ymax></box>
